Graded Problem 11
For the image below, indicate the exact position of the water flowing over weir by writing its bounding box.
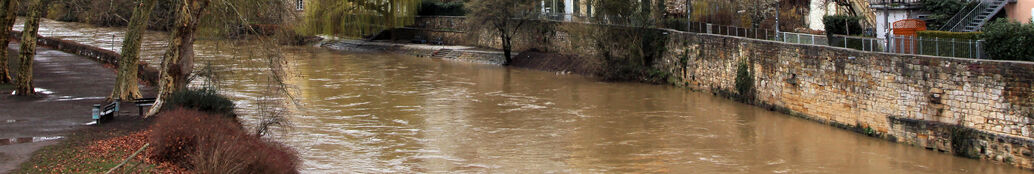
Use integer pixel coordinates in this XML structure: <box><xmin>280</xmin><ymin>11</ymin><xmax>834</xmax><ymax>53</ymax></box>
<box><xmin>15</xmin><ymin>18</ymin><xmax>1033</xmax><ymax>173</ymax></box>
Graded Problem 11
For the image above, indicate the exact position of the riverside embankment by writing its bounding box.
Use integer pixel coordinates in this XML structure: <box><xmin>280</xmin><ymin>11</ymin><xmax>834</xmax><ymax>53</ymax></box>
<box><xmin>405</xmin><ymin>16</ymin><xmax>1034</xmax><ymax>169</ymax></box>
<box><xmin>8</xmin><ymin>17</ymin><xmax>1032</xmax><ymax>173</ymax></box>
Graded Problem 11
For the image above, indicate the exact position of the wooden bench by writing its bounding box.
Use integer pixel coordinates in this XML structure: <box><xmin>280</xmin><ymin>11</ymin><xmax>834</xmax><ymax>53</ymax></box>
<box><xmin>134</xmin><ymin>98</ymin><xmax>156</xmax><ymax>116</ymax></box>
<box><xmin>92</xmin><ymin>101</ymin><xmax>119</xmax><ymax>124</ymax></box>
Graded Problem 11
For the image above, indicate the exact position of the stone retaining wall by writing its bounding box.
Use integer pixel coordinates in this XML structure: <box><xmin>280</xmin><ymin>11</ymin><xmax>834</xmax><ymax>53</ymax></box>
<box><xmin>661</xmin><ymin>31</ymin><xmax>1034</xmax><ymax>168</ymax></box>
<box><xmin>11</xmin><ymin>31</ymin><xmax>160</xmax><ymax>85</ymax></box>
<box><xmin>408</xmin><ymin>16</ymin><xmax>1034</xmax><ymax>169</ymax></box>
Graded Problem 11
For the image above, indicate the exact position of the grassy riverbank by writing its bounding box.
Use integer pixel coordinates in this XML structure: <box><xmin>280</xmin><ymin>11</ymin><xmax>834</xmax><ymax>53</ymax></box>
<box><xmin>10</xmin><ymin>90</ymin><xmax>299</xmax><ymax>173</ymax></box>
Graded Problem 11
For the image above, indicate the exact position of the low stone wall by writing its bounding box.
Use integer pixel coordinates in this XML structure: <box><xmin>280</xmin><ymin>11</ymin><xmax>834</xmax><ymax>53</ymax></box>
<box><xmin>11</xmin><ymin>31</ymin><xmax>160</xmax><ymax>85</ymax></box>
<box><xmin>408</xmin><ymin>16</ymin><xmax>1034</xmax><ymax>169</ymax></box>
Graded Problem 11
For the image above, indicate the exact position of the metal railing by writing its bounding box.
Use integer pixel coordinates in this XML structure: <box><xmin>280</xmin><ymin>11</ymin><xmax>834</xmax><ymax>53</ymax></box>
<box><xmin>529</xmin><ymin>12</ymin><xmax>984</xmax><ymax>59</ymax></box>
<box><xmin>829</xmin><ymin>34</ymin><xmax>885</xmax><ymax>52</ymax></box>
<box><xmin>888</xmin><ymin>36</ymin><xmax>984</xmax><ymax>58</ymax></box>
<box><xmin>780</xmin><ymin>33</ymin><xmax>885</xmax><ymax>52</ymax></box>
<box><xmin>868</xmin><ymin>0</ymin><xmax>925</xmax><ymax>4</ymax></box>
<box><xmin>940</xmin><ymin>1</ymin><xmax>981</xmax><ymax>31</ymax></box>
<box><xmin>686</xmin><ymin>22</ymin><xmax>780</xmax><ymax>40</ymax></box>
<box><xmin>781</xmin><ymin>32</ymin><xmax>829</xmax><ymax>46</ymax></box>
<box><xmin>943</xmin><ymin>0</ymin><xmax>986</xmax><ymax>31</ymax></box>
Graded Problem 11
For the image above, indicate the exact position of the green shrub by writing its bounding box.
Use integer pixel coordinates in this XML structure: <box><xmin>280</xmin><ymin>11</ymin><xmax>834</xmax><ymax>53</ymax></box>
<box><xmin>822</xmin><ymin>15</ymin><xmax>863</xmax><ymax>35</ymax></box>
<box><xmin>735</xmin><ymin>60</ymin><xmax>755</xmax><ymax>102</ymax></box>
<box><xmin>979</xmin><ymin>19</ymin><xmax>1034</xmax><ymax>61</ymax></box>
<box><xmin>418</xmin><ymin>0</ymin><xmax>465</xmax><ymax>16</ymax></box>
<box><xmin>917</xmin><ymin>31</ymin><xmax>982</xmax><ymax>40</ymax></box>
<box><xmin>167</xmin><ymin>88</ymin><xmax>237</xmax><ymax>118</ymax></box>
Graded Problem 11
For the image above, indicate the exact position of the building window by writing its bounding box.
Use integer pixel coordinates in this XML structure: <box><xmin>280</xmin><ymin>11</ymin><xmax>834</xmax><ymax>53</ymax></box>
<box><xmin>297</xmin><ymin>0</ymin><xmax>304</xmax><ymax>10</ymax></box>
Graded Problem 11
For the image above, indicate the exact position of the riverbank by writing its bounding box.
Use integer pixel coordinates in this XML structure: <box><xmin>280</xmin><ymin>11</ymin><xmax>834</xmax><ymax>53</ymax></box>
<box><xmin>12</xmin><ymin>17</ymin><xmax>1034</xmax><ymax>172</ymax></box>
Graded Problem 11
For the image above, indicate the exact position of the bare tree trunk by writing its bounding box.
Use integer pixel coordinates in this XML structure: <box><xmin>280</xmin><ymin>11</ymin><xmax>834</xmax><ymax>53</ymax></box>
<box><xmin>15</xmin><ymin>0</ymin><xmax>51</xmax><ymax>96</ymax></box>
<box><xmin>498</xmin><ymin>26</ymin><xmax>512</xmax><ymax>65</ymax></box>
<box><xmin>0</xmin><ymin>0</ymin><xmax>18</xmax><ymax>84</ymax></box>
<box><xmin>147</xmin><ymin>0</ymin><xmax>209</xmax><ymax>116</ymax></box>
<box><xmin>502</xmin><ymin>35</ymin><xmax>512</xmax><ymax>65</ymax></box>
<box><xmin>110</xmin><ymin>0</ymin><xmax>158</xmax><ymax>101</ymax></box>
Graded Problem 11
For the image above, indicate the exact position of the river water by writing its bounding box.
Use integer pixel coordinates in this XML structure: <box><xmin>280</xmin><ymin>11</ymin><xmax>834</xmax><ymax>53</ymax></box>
<box><xmin>15</xmin><ymin>18</ymin><xmax>1032</xmax><ymax>173</ymax></box>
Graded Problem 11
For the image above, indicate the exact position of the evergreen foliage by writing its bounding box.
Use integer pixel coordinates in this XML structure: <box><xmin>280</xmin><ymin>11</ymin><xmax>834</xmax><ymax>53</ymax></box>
<box><xmin>979</xmin><ymin>19</ymin><xmax>1034</xmax><ymax>61</ymax></box>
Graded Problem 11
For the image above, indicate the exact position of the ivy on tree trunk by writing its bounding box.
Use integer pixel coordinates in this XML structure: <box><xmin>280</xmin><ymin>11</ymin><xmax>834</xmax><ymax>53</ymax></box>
<box><xmin>15</xmin><ymin>0</ymin><xmax>52</xmax><ymax>96</ymax></box>
<box><xmin>0</xmin><ymin>0</ymin><xmax>17</xmax><ymax>84</ymax></box>
<box><xmin>147</xmin><ymin>0</ymin><xmax>209</xmax><ymax>116</ymax></box>
<box><xmin>110</xmin><ymin>0</ymin><xmax>158</xmax><ymax>101</ymax></box>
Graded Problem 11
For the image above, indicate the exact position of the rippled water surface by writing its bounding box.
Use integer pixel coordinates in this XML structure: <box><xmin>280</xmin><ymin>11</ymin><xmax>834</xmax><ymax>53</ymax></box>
<box><xmin>18</xmin><ymin>18</ymin><xmax>1033</xmax><ymax>173</ymax></box>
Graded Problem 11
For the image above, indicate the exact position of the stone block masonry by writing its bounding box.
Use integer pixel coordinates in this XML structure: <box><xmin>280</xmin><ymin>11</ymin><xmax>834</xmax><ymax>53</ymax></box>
<box><xmin>407</xmin><ymin>16</ymin><xmax>1034</xmax><ymax>169</ymax></box>
<box><xmin>661</xmin><ymin>31</ymin><xmax>1034</xmax><ymax>169</ymax></box>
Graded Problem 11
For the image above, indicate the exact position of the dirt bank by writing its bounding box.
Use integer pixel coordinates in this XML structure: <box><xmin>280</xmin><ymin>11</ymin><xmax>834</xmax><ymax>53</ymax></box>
<box><xmin>509</xmin><ymin>51</ymin><xmax>603</xmax><ymax>76</ymax></box>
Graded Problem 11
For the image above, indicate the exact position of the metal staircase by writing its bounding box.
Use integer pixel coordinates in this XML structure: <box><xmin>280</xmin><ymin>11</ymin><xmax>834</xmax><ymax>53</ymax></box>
<box><xmin>941</xmin><ymin>0</ymin><xmax>1011</xmax><ymax>32</ymax></box>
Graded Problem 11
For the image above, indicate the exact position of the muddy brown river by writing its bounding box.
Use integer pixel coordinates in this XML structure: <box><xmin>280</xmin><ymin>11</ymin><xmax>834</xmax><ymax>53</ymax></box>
<box><xmin>16</xmin><ymin>18</ymin><xmax>1032</xmax><ymax>173</ymax></box>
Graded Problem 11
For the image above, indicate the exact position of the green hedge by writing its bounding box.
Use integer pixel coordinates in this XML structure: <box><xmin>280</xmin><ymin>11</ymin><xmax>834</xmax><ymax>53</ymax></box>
<box><xmin>917</xmin><ymin>31</ymin><xmax>982</xmax><ymax>40</ymax></box>
<box><xmin>167</xmin><ymin>88</ymin><xmax>237</xmax><ymax>118</ymax></box>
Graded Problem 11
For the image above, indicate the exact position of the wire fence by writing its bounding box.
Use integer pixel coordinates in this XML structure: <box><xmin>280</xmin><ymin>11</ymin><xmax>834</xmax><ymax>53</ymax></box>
<box><xmin>531</xmin><ymin>12</ymin><xmax>985</xmax><ymax>59</ymax></box>
<box><xmin>683</xmin><ymin>21</ymin><xmax>780</xmax><ymax>40</ymax></box>
<box><xmin>780</xmin><ymin>32</ymin><xmax>828</xmax><ymax>46</ymax></box>
<box><xmin>888</xmin><ymin>36</ymin><xmax>984</xmax><ymax>59</ymax></box>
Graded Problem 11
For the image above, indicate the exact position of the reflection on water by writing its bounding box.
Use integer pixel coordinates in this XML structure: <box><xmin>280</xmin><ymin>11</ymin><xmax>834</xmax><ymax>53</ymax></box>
<box><xmin>21</xmin><ymin>18</ymin><xmax>1033</xmax><ymax>173</ymax></box>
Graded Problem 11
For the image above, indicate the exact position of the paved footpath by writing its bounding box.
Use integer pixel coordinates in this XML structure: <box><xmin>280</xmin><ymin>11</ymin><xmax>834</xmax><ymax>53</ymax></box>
<box><xmin>0</xmin><ymin>42</ymin><xmax>153</xmax><ymax>173</ymax></box>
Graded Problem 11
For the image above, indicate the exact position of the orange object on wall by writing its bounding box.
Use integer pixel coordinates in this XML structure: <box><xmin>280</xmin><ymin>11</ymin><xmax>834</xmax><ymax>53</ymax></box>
<box><xmin>892</xmin><ymin>19</ymin><xmax>927</xmax><ymax>53</ymax></box>
<box><xmin>893</xmin><ymin>19</ymin><xmax>927</xmax><ymax>36</ymax></box>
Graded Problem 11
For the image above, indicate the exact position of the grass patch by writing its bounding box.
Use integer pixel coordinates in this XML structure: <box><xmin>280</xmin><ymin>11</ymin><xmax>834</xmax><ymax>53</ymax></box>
<box><xmin>12</xmin><ymin>117</ymin><xmax>185</xmax><ymax>173</ymax></box>
<box><xmin>13</xmin><ymin>127</ymin><xmax>159</xmax><ymax>173</ymax></box>
<box><xmin>15</xmin><ymin>143</ymin><xmax>156</xmax><ymax>173</ymax></box>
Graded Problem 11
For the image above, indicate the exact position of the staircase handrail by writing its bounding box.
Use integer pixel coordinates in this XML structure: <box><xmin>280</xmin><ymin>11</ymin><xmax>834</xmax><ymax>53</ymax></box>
<box><xmin>939</xmin><ymin>0</ymin><xmax>981</xmax><ymax>31</ymax></box>
<box><xmin>946</xmin><ymin>0</ymin><xmax>987</xmax><ymax>32</ymax></box>
<box><xmin>971</xmin><ymin>0</ymin><xmax>1009</xmax><ymax>30</ymax></box>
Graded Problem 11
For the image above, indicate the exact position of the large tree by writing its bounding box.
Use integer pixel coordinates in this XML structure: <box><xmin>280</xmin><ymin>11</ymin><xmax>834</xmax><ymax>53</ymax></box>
<box><xmin>302</xmin><ymin>0</ymin><xmax>420</xmax><ymax>39</ymax></box>
<box><xmin>146</xmin><ymin>0</ymin><xmax>211</xmax><ymax>116</ymax></box>
<box><xmin>110</xmin><ymin>0</ymin><xmax>158</xmax><ymax>101</ymax></box>
<box><xmin>0</xmin><ymin>0</ymin><xmax>17</xmax><ymax>84</ymax></box>
<box><xmin>466</xmin><ymin>0</ymin><xmax>537</xmax><ymax>65</ymax></box>
<box><xmin>741</xmin><ymin>0</ymin><xmax>779</xmax><ymax>29</ymax></box>
<box><xmin>15</xmin><ymin>0</ymin><xmax>53</xmax><ymax>96</ymax></box>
